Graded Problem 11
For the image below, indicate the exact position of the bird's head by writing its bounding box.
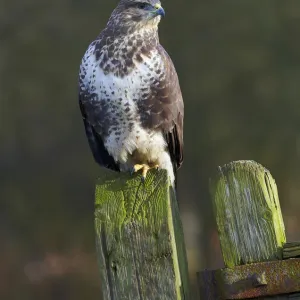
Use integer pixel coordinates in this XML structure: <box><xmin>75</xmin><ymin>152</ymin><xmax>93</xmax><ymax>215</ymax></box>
<box><xmin>110</xmin><ymin>0</ymin><xmax>165</xmax><ymax>32</ymax></box>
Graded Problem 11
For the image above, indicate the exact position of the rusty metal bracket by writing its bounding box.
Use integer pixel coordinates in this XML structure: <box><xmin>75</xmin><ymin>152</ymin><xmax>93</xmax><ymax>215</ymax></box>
<box><xmin>198</xmin><ymin>258</ymin><xmax>300</xmax><ymax>299</ymax></box>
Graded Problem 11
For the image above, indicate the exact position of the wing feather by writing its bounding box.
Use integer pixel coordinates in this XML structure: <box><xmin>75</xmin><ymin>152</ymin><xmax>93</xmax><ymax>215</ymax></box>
<box><xmin>137</xmin><ymin>45</ymin><xmax>184</xmax><ymax>170</ymax></box>
<box><xmin>79</xmin><ymin>93</ymin><xmax>120</xmax><ymax>171</ymax></box>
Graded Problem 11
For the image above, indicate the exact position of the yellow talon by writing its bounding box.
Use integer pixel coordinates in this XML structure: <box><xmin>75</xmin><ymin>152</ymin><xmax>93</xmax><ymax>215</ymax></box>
<box><xmin>130</xmin><ymin>163</ymin><xmax>160</xmax><ymax>181</ymax></box>
<box><xmin>142</xmin><ymin>165</ymin><xmax>150</xmax><ymax>179</ymax></box>
<box><xmin>133</xmin><ymin>164</ymin><xmax>144</xmax><ymax>172</ymax></box>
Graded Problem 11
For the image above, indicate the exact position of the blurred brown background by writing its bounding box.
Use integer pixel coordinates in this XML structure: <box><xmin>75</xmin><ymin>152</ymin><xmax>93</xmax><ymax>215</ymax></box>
<box><xmin>1</xmin><ymin>0</ymin><xmax>300</xmax><ymax>299</ymax></box>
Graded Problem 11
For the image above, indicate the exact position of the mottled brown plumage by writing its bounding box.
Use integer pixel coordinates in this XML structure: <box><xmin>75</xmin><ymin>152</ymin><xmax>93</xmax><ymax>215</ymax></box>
<box><xmin>79</xmin><ymin>0</ymin><xmax>184</xmax><ymax>184</ymax></box>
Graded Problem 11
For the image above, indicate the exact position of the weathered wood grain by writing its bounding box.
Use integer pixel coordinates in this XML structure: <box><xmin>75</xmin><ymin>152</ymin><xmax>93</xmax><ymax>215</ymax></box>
<box><xmin>198</xmin><ymin>160</ymin><xmax>299</xmax><ymax>300</ymax></box>
<box><xmin>95</xmin><ymin>168</ymin><xmax>190</xmax><ymax>300</ymax></box>
<box><xmin>210</xmin><ymin>160</ymin><xmax>286</xmax><ymax>268</ymax></box>
<box><xmin>283</xmin><ymin>242</ymin><xmax>300</xmax><ymax>259</ymax></box>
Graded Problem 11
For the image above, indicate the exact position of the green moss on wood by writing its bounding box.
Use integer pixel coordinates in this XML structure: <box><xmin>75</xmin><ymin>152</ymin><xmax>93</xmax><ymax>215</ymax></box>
<box><xmin>95</xmin><ymin>168</ymin><xmax>190</xmax><ymax>300</ymax></box>
<box><xmin>210</xmin><ymin>160</ymin><xmax>286</xmax><ymax>268</ymax></box>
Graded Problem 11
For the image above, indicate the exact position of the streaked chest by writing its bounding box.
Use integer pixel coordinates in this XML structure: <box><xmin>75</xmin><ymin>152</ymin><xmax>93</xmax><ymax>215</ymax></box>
<box><xmin>81</xmin><ymin>43</ymin><xmax>162</xmax><ymax>108</ymax></box>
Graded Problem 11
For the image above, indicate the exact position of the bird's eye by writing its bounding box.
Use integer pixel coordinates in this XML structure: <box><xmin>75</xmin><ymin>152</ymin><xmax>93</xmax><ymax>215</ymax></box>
<box><xmin>137</xmin><ymin>3</ymin><xmax>147</xmax><ymax>9</ymax></box>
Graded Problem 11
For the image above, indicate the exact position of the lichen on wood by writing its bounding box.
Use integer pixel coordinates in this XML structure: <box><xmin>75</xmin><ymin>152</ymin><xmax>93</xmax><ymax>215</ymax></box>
<box><xmin>199</xmin><ymin>161</ymin><xmax>300</xmax><ymax>299</ymax></box>
<box><xmin>210</xmin><ymin>160</ymin><xmax>286</xmax><ymax>268</ymax></box>
<box><xmin>95</xmin><ymin>168</ymin><xmax>190</xmax><ymax>300</ymax></box>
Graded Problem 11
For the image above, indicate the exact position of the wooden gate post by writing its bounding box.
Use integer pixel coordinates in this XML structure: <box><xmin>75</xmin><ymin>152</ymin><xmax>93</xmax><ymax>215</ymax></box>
<box><xmin>198</xmin><ymin>160</ymin><xmax>300</xmax><ymax>299</ymax></box>
<box><xmin>95</xmin><ymin>168</ymin><xmax>190</xmax><ymax>300</ymax></box>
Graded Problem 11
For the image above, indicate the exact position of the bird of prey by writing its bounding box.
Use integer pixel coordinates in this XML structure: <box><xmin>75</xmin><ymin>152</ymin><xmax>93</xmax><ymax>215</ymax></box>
<box><xmin>79</xmin><ymin>0</ymin><xmax>184</xmax><ymax>186</ymax></box>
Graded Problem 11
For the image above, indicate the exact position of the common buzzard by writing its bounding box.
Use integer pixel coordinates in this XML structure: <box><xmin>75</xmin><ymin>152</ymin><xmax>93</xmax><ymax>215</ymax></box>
<box><xmin>79</xmin><ymin>0</ymin><xmax>184</xmax><ymax>185</ymax></box>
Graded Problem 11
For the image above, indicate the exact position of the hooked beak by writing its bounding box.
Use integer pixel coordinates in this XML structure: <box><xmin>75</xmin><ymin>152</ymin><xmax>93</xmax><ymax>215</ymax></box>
<box><xmin>154</xmin><ymin>3</ymin><xmax>165</xmax><ymax>17</ymax></box>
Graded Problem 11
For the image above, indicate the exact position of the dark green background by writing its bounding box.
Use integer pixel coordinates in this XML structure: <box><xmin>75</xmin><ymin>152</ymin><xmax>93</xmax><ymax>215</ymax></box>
<box><xmin>1</xmin><ymin>0</ymin><xmax>300</xmax><ymax>299</ymax></box>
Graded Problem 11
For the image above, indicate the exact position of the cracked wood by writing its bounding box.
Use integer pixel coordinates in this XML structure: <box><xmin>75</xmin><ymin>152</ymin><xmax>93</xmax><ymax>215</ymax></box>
<box><xmin>95</xmin><ymin>168</ymin><xmax>190</xmax><ymax>300</ymax></box>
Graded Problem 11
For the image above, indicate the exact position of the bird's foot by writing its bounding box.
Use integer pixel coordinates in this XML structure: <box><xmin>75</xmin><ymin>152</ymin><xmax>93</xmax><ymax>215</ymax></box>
<box><xmin>130</xmin><ymin>164</ymin><xmax>159</xmax><ymax>182</ymax></box>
